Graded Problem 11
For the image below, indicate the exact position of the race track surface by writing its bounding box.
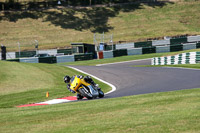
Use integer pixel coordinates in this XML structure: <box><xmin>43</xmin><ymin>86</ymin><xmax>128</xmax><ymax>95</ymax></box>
<box><xmin>68</xmin><ymin>59</ymin><xmax>200</xmax><ymax>98</ymax></box>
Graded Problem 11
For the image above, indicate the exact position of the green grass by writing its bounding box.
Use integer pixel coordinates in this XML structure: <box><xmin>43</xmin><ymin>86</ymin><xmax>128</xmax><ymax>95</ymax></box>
<box><xmin>0</xmin><ymin>61</ymin><xmax>111</xmax><ymax>108</ymax></box>
<box><xmin>1</xmin><ymin>1</ymin><xmax>200</xmax><ymax>51</ymax></box>
<box><xmin>1</xmin><ymin>1</ymin><xmax>200</xmax><ymax>132</ymax></box>
<box><xmin>1</xmin><ymin>47</ymin><xmax>200</xmax><ymax>132</ymax></box>
<box><xmin>0</xmin><ymin>88</ymin><xmax>200</xmax><ymax>133</ymax></box>
<box><xmin>60</xmin><ymin>48</ymin><xmax>200</xmax><ymax>66</ymax></box>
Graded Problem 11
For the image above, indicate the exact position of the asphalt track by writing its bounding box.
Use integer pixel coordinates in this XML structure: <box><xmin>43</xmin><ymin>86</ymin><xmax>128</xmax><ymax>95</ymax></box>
<box><xmin>69</xmin><ymin>59</ymin><xmax>200</xmax><ymax>98</ymax></box>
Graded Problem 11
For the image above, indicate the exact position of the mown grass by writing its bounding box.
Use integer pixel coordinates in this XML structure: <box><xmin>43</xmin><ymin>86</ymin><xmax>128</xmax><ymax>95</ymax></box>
<box><xmin>1</xmin><ymin>1</ymin><xmax>200</xmax><ymax>51</ymax></box>
<box><xmin>0</xmin><ymin>88</ymin><xmax>199</xmax><ymax>133</ymax></box>
<box><xmin>0</xmin><ymin>47</ymin><xmax>200</xmax><ymax>132</ymax></box>
<box><xmin>0</xmin><ymin>61</ymin><xmax>111</xmax><ymax>108</ymax></box>
<box><xmin>60</xmin><ymin>48</ymin><xmax>200</xmax><ymax>66</ymax></box>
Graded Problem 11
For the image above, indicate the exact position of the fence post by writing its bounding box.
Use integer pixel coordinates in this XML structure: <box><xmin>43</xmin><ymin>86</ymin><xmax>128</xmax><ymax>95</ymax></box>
<box><xmin>1</xmin><ymin>45</ymin><xmax>6</xmax><ymax>60</ymax></box>
<box><xmin>18</xmin><ymin>42</ymin><xmax>21</xmax><ymax>58</ymax></box>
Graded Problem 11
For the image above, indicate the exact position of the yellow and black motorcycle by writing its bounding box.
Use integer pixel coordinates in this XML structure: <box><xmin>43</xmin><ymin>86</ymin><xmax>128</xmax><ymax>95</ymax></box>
<box><xmin>64</xmin><ymin>75</ymin><xmax>104</xmax><ymax>100</ymax></box>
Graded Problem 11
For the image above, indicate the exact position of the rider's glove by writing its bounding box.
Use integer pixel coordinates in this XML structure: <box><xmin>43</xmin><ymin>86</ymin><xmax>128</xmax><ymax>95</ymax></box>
<box><xmin>79</xmin><ymin>75</ymin><xmax>84</xmax><ymax>79</ymax></box>
<box><xmin>70</xmin><ymin>89</ymin><xmax>76</xmax><ymax>93</ymax></box>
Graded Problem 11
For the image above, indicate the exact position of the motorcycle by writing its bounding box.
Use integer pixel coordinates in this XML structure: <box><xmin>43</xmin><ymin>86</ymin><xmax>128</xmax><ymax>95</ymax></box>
<box><xmin>67</xmin><ymin>75</ymin><xmax>104</xmax><ymax>100</ymax></box>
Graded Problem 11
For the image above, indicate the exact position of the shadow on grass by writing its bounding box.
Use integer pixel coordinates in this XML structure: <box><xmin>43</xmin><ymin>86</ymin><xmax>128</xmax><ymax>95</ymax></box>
<box><xmin>0</xmin><ymin>1</ymin><xmax>173</xmax><ymax>33</ymax></box>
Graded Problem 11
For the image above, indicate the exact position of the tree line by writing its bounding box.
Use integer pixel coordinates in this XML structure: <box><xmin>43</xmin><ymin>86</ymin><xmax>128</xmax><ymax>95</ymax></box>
<box><xmin>0</xmin><ymin>0</ymin><xmax>157</xmax><ymax>11</ymax></box>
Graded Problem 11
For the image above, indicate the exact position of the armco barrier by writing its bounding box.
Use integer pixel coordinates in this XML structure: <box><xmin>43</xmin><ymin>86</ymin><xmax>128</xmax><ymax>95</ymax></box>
<box><xmin>183</xmin><ymin>43</ymin><xmax>196</xmax><ymax>50</ymax></box>
<box><xmin>127</xmin><ymin>48</ymin><xmax>142</xmax><ymax>55</ymax></box>
<box><xmin>170</xmin><ymin>37</ymin><xmax>187</xmax><ymax>45</ymax></box>
<box><xmin>142</xmin><ymin>47</ymin><xmax>156</xmax><ymax>54</ymax></box>
<box><xmin>187</xmin><ymin>35</ymin><xmax>200</xmax><ymax>42</ymax></box>
<box><xmin>38</xmin><ymin>49</ymin><xmax>57</xmax><ymax>56</ymax></box>
<box><xmin>19</xmin><ymin>57</ymin><xmax>39</xmax><ymax>63</ymax></box>
<box><xmin>39</xmin><ymin>56</ymin><xmax>57</xmax><ymax>64</ymax></box>
<box><xmin>16</xmin><ymin>51</ymin><xmax>36</xmax><ymax>58</ymax></box>
<box><xmin>152</xmin><ymin>39</ymin><xmax>170</xmax><ymax>46</ymax></box>
<box><xmin>170</xmin><ymin>44</ymin><xmax>183</xmax><ymax>52</ymax></box>
<box><xmin>103</xmin><ymin>51</ymin><xmax>113</xmax><ymax>59</ymax></box>
<box><xmin>104</xmin><ymin>45</ymin><xmax>116</xmax><ymax>51</ymax></box>
<box><xmin>116</xmin><ymin>43</ymin><xmax>134</xmax><ymax>49</ymax></box>
<box><xmin>56</xmin><ymin>55</ymin><xmax>75</xmax><ymax>63</ymax></box>
<box><xmin>57</xmin><ymin>49</ymin><xmax>72</xmax><ymax>55</ymax></box>
<box><xmin>113</xmin><ymin>49</ymin><xmax>127</xmax><ymax>57</ymax></box>
<box><xmin>6</xmin><ymin>52</ymin><xmax>16</xmax><ymax>59</ymax></box>
<box><xmin>134</xmin><ymin>41</ymin><xmax>152</xmax><ymax>48</ymax></box>
<box><xmin>156</xmin><ymin>45</ymin><xmax>170</xmax><ymax>53</ymax></box>
<box><xmin>6</xmin><ymin>58</ymin><xmax>20</xmax><ymax>62</ymax></box>
<box><xmin>197</xmin><ymin>43</ymin><xmax>200</xmax><ymax>48</ymax></box>
<box><xmin>74</xmin><ymin>53</ymin><xmax>93</xmax><ymax>61</ymax></box>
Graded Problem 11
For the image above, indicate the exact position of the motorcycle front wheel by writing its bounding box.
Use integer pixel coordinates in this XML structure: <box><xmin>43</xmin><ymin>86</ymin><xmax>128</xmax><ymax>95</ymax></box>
<box><xmin>98</xmin><ymin>90</ymin><xmax>104</xmax><ymax>98</ymax></box>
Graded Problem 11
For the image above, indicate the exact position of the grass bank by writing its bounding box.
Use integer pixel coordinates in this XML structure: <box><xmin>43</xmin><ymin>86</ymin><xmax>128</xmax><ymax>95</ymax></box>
<box><xmin>0</xmin><ymin>61</ymin><xmax>111</xmax><ymax>108</ymax></box>
<box><xmin>1</xmin><ymin>1</ymin><xmax>200</xmax><ymax>51</ymax></box>
<box><xmin>0</xmin><ymin>88</ymin><xmax>199</xmax><ymax>132</ymax></box>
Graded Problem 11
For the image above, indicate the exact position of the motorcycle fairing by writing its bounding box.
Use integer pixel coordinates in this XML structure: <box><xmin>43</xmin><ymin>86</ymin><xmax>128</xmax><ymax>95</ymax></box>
<box><xmin>70</xmin><ymin>76</ymin><xmax>90</xmax><ymax>91</ymax></box>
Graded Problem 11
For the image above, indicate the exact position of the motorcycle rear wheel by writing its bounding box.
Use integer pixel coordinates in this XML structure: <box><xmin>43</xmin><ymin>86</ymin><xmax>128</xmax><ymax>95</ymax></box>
<box><xmin>77</xmin><ymin>94</ymin><xmax>83</xmax><ymax>100</ymax></box>
<box><xmin>79</xmin><ymin>87</ymin><xmax>93</xmax><ymax>100</ymax></box>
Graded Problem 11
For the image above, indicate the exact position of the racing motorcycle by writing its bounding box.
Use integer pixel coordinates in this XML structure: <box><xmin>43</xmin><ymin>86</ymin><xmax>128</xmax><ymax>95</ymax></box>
<box><xmin>65</xmin><ymin>75</ymin><xmax>104</xmax><ymax>100</ymax></box>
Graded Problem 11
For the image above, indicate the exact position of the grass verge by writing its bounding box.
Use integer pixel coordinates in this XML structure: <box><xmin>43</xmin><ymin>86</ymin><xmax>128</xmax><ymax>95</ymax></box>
<box><xmin>0</xmin><ymin>88</ymin><xmax>199</xmax><ymax>132</ymax></box>
<box><xmin>0</xmin><ymin>61</ymin><xmax>111</xmax><ymax>108</ymax></box>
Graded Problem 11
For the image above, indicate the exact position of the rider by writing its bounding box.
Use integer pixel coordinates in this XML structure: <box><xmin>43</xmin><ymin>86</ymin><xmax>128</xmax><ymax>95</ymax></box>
<box><xmin>63</xmin><ymin>75</ymin><xmax>76</xmax><ymax>93</ymax></box>
<box><xmin>64</xmin><ymin>75</ymin><xmax>95</xmax><ymax>100</ymax></box>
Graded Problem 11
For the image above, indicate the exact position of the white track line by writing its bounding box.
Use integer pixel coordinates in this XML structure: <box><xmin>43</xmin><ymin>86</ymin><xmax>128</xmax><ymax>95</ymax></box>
<box><xmin>67</xmin><ymin>66</ymin><xmax>116</xmax><ymax>95</ymax></box>
<box><xmin>96</xmin><ymin>58</ymin><xmax>151</xmax><ymax>66</ymax></box>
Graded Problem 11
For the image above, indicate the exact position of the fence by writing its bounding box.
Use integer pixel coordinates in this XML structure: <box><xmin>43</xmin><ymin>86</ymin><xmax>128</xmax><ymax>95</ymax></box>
<box><xmin>115</xmin><ymin>35</ymin><xmax>200</xmax><ymax>50</ymax></box>
<box><xmin>97</xmin><ymin>42</ymin><xmax>200</xmax><ymax>60</ymax></box>
<box><xmin>2</xmin><ymin>35</ymin><xmax>200</xmax><ymax>64</ymax></box>
<box><xmin>2</xmin><ymin>48</ymin><xmax>72</xmax><ymax>60</ymax></box>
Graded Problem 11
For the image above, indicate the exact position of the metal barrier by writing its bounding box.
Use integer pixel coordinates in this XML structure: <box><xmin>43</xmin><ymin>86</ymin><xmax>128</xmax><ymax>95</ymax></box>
<box><xmin>116</xmin><ymin>43</ymin><xmax>134</xmax><ymax>50</ymax></box>
<box><xmin>156</xmin><ymin>45</ymin><xmax>170</xmax><ymax>53</ymax></box>
<box><xmin>127</xmin><ymin>48</ymin><xmax>142</xmax><ymax>55</ymax></box>
<box><xmin>103</xmin><ymin>51</ymin><xmax>113</xmax><ymax>59</ymax></box>
<box><xmin>187</xmin><ymin>36</ymin><xmax>200</xmax><ymax>42</ymax></box>
<box><xmin>152</xmin><ymin>39</ymin><xmax>170</xmax><ymax>46</ymax></box>
<box><xmin>56</xmin><ymin>55</ymin><xmax>75</xmax><ymax>63</ymax></box>
<box><xmin>20</xmin><ymin>57</ymin><xmax>39</xmax><ymax>63</ymax></box>
<box><xmin>183</xmin><ymin>43</ymin><xmax>196</xmax><ymax>50</ymax></box>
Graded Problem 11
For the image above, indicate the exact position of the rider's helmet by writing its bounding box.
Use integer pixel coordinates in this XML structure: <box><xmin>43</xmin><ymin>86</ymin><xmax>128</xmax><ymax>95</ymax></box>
<box><xmin>64</xmin><ymin>75</ymin><xmax>71</xmax><ymax>83</ymax></box>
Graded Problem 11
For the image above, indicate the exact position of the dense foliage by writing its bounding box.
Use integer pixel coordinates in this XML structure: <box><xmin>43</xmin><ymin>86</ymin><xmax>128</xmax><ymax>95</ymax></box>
<box><xmin>0</xmin><ymin>0</ymin><xmax>158</xmax><ymax>10</ymax></box>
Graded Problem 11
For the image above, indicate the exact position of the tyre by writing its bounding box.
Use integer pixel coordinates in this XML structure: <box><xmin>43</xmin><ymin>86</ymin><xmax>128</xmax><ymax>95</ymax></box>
<box><xmin>79</xmin><ymin>87</ymin><xmax>93</xmax><ymax>100</ymax></box>
<box><xmin>98</xmin><ymin>90</ymin><xmax>104</xmax><ymax>98</ymax></box>
<box><xmin>77</xmin><ymin>94</ymin><xmax>83</xmax><ymax>100</ymax></box>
